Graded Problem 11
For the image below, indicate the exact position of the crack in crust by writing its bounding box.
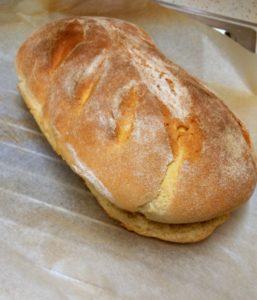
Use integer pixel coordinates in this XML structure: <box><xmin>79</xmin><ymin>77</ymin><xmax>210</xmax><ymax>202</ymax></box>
<box><xmin>51</xmin><ymin>20</ymin><xmax>84</xmax><ymax>70</ymax></box>
<box><xmin>115</xmin><ymin>86</ymin><xmax>140</xmax><ymax>143</ymax></box>
<box><xmin>158</xmin><ymin>100</ymin><xmax>202</xmax><ymax>160</ymax></box>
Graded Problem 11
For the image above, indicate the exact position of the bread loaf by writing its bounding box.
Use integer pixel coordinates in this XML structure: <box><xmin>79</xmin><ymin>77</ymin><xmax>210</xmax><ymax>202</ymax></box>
<box><xmin>16</xmin><ymin>17</ymin><xmax>257</xmax><ymax>243</ymax></box>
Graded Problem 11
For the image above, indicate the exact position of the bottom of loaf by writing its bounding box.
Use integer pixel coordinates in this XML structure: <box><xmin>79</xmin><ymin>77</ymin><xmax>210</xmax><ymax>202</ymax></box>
<box><xmin>87</xmin><ymin>182</ymin><xmax>229</xmax><ymax>243</ymax></box>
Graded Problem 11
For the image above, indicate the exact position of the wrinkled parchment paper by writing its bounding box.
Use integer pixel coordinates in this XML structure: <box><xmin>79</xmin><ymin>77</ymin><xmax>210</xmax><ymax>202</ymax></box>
<box><xmin>0</xmin><ymin>1</ymin><xmax>257</xmax><ymax>299</ymax></box>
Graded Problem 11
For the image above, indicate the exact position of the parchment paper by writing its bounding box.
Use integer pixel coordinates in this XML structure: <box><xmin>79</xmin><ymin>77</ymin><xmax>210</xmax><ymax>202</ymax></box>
<box><xmin>0</xmin><ymin>1</ymin><xmax>257</xmax><ymax>299</ymax></box>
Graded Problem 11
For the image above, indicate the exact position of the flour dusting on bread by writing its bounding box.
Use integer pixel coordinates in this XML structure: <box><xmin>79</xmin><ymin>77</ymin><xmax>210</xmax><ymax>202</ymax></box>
<box><xmin>16</xmin><ymin>16</ymin><xmax>257</xmax><ymax>230</ymax></box>
<box><xmin>67</xmin><ymin>143</ymin><xmax>114</xmax><ymax>201</ymax></box>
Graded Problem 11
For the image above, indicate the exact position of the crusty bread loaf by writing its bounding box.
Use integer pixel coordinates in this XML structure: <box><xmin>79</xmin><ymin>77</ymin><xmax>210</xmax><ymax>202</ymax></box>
<box><xmin>16</xmin><ymin>17</ymin><xmax>257</xmax><ymax>243</ymax></box>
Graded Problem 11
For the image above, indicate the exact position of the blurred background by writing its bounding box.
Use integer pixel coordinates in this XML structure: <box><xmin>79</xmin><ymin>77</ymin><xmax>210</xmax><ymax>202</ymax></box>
<box><xmin>156</xmin><ymin>0</ymin><xmax>257</xmax><ymax>53</ymax></box>
<box><xmin>1</xmin><ymin>0</ymin><xmax>257</xmax><ymax>52</ymax></box>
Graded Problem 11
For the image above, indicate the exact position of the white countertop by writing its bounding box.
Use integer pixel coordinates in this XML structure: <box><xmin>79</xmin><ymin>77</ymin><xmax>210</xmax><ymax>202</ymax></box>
<box><xmin>163</xmin><ymin>0</ymin><xmax>257</xmax><ymax>23</ymax></box>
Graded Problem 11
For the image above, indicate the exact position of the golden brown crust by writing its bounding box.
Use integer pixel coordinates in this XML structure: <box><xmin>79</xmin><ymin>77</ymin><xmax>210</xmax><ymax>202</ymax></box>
<box><xmin>16</xmin><ymin>17</ymin><xmax>257</xmax><ymax>227</ymax></box>
<box><xmin>17</xmin><ymin>81</ymin><xmax>229</xmax><ymax>243</ymax></box>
